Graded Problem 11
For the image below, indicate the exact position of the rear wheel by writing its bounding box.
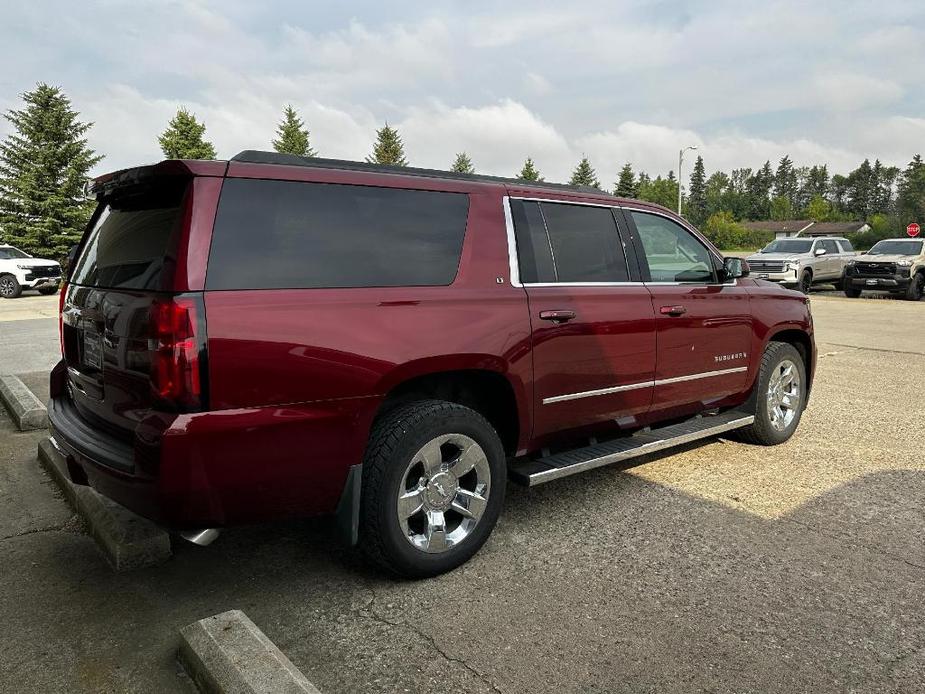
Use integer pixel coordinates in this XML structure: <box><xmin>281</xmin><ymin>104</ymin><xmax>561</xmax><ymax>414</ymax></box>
<box><xmin>0</xmin><ymin>274</ymin><xmax>21</xmax><ymax>299</ymax></box>
<box><xmin>844</xmin><ymin>287</ymin><xmax>862</xmax><ymax>298</ymax></box>
<box><xmin>359</xmin><ymin>400</ymin><xmax>506</xmax><ymax>578</ymax></box>
<box><xmin>798</xmin><ymin>270</ymin><xmax>813</xmax><ymax>294</ymax></box>
<box><xmin>734</xmin><ymin>342</ymin><xmax>806</xmax><ymax>446</ymax></box>
<box><xmin>904</xmin><ymin>272</ymin><xmax>924</xmax><ymax>301</ymax></box>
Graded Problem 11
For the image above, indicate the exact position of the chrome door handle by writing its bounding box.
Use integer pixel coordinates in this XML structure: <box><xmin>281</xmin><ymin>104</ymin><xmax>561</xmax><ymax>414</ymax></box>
<box><xmin>539</xmin><ymin>310</ymin><xmax>577</xmax><ymax>323</ymax></box>
<box><xmin>659</xmin><ymin>305</ymin><xmax>687</xmax><ymax>316</ymax></box>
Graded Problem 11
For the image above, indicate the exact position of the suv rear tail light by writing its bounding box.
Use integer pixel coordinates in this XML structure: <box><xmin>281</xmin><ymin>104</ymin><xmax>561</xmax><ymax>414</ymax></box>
<box><xmin>58</xmin><ymin>283</ymin><xmax>67</xmax><ymax>356</ymax></box>
<box><xmin>149</xmin><ymin>296</ymin><xmax>205</xmax><ymax>410</ymax></box>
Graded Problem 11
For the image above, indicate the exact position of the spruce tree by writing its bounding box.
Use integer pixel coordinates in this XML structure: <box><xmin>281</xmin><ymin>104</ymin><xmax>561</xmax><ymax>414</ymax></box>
<box><xmin>0</xmin><ymin>83</ymin><xmax>102</xmax><ymax>258</ymax></box>
<box><xmin>517</xmin><ymin>157</ymin><xmax>542</xmax><ymax>181</ymax></box>
<box><xmin>897</xmin><ymin>154</ymin><xmax>925</xmax><ymax>225</ymax></box>
<box><xmin>450</xmin><ymin>152</ymin><xmax>474</xmax><ymax>173</ymax></box>
<box><xmin>687</xmin><ymin>155</ymin><xmax>707</xmax><ymax>225</ymax></box>
<box><xmin>773</xmin><ymin>155</ymin><xmax>798</xmax><ymax>207</ymax></box>
<box><xmin>569</xmin><ymin>156</ymin><xmax>600</xmax><ymax>188</ymax></box>
<box><xmin>367</xmin><ymin>123</ymin><xmax>407</xmax><ymax>166</ymax></box>
<box><xmin>272</xmin><ymin>105</ymin><xmax>315</xmax><ymax>156</ymax></box>
<box><xmin>614</xmin><ymin>163</ymin><xmax>637</xmax><ymax>198</ymax></box>
<box><xmin>158</xmin><ymin>108</ymin><xmax>217</xmax><ymax>160</ymax></box>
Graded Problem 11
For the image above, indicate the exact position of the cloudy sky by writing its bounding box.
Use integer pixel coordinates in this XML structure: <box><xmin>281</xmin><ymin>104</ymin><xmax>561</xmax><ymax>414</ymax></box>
<box><xmin>2</xmin><ymin>1</ymin><xmax>923</xmax><ymax>185</ymax></box>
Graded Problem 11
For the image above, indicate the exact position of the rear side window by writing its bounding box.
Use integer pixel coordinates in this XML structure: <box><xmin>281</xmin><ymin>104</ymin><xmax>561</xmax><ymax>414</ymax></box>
<box><xmin>511</xmin><ymin>199</ymin><xmax>628</xmax><ymax>283</ymax></box>
<box><xmin>838</xmin><ymin>239</ymin><xmax>854</xmax><ymax>252</ymax></box>
<box><xmin>70</xmin><ymin>180</ymin><xmax>187</xmax><ymax>289</ymax></box>
<box><xmin>206</xmin><ymin>179</ymin><xmax>469</xmax><ymax>290</ymax></box>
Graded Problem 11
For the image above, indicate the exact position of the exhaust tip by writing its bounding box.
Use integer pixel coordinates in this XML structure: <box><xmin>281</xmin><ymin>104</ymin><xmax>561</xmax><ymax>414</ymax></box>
<box><xmin>179</xmin><ymin>528</ymin><xmax>222</xmax><ymax>546</ymax></box>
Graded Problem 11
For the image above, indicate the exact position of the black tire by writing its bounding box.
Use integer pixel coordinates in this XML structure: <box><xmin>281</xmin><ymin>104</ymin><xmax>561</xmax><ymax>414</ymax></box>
<box><xmin>798</xmin><ymin>270</ymin><xmax>813</xmax><ymax>294</ymax></box>
<box><xmin>38</xmin><ymin>285</ymin><xmax>59</xmax><ymax>295</ymax></box>
<box><xmin>904</xmin><ymin>272</ymin><xmax>924</xmax><ymax>301</ymax></box>
<box><xmin>733</xmin><ymin>342</ymin><xmax>807</xmax><ymax>446</ymax></box>
<box><xmin>359</xmin><ymin>400</ymin><xmax>506</xmax><ymax>578</ymax></box>
<box><xmin>844</xmin><ymin>287</ymin><xmax>862</xmax><ymax>298</ymax></box>
<box><xmin>832</xmin><ymin>275</ymin><xmax>844</xmax><ymax>291</ymax></box>
<box><xmin>0</xmin><ymin>274</ymin><xmax>22</xmax><ymax>299</ymax></box>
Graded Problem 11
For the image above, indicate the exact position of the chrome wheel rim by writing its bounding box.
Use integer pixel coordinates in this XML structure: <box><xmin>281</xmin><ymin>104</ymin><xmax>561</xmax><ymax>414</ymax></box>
<box><xmin>0</xmin><ymin>277</ymin><xmax>14</xmax><ymax>297</ymax></box>
<box><xmin>767</xmin><ymin>358</ymin><xmax>801</xmax><ymax>431</ymax></box>
<box><xmin>397</xmin><ymin>433</ymin><xmax>490</xmax><ymax>554</ymax></box>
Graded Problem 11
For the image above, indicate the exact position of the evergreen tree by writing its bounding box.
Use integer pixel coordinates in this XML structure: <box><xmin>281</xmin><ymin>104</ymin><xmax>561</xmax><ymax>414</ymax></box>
<box><xmin>517</xmin><ymin>157</ymin><xmax>542</xmax><ymax>181</ymax></box>
<box><xmin>614</xmin><ymin>163</ymin><xmax>637</xmax><ymax>198</ymax></box>
<box><xmin>746</xmin><ymin>161</ymin><xmax>774</xmax><ymax>219</ymax></box>
<box><xmin>687</xmin><ymin>155</ymin><xmax>707</xmax><ymax>225</ymax></box>
<box><xmin>0</xmin><ymin>83</ymin><xmax>102</xmax><ymax>258</ymax></box>
<box><xmin>798</xmin><ymin>165</ymin><xmax>828</xmax><ymax>212</ymax></box>
<box><xmin>158</xmin><ymin>108</ymin><xmax>217</xmax><ymax>160</ymax></box>
<box><xmin>569</xmin><ymin>156</ymin><xmax>600</xmax><ymax>188</ymax></box>
<box><xmin>450</xmin><ymin>152</ymin><xmax>474</xmax><ymax>174</ymax></box>
<box><xmin>272</xmin><ymin>105</ymin><xmax>315</xmax><ymax>156</ymax></box>
<box><xmin>773</xmin><ymin>155</ymin><xmax>798</xmax><ymax>207</ymax></box>
<box><xmin>845</xmin><ymin>159</ymin><xmax>874</xmax><ymax>220</ymax></box>
<box><xmin>367</xmin><ymin>123</ymin><xmax>407</xmax><ymax>166</ymax></box>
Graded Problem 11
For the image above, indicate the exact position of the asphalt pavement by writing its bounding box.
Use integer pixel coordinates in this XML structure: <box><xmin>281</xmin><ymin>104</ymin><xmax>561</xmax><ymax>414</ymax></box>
<box><xmin>0</xmin><ymin>293</ymin><xmax>922</xmax><ymax>693</ymax></box>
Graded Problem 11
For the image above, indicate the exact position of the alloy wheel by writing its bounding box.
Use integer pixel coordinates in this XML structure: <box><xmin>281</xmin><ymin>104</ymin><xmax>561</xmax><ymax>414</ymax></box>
<box><xmin>0</xmin><ymin>277</ymin><xmax>15</xmax><ymax>297</ymax></box>
<box><xmin>766</xmin><ymin>358</ymin><xmax>801</xmax><ymax>431</ymax></box>
<box><xmin>396</xmin><ymin>433</ymin><xmax>491</xmax><ymax>554</ymax></box>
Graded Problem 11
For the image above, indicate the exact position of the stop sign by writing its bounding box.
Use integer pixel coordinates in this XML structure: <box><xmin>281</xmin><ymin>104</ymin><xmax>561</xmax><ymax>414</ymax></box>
<box><xmin>908</xmin><ymin>222</ymin><xmax>921</xmax><ymax>237</ymax></box>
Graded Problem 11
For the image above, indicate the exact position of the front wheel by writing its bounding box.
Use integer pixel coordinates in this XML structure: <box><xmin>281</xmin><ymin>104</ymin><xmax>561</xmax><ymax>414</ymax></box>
<box><xmin>798</xmin><ymin>270</ymin><xmax>813</xmax><ymax>294</ymax></box>
<box><xmin>734</xmin><ymin>342</ymin><xmax>806</xmax><ymax>446</ymax></box>
<box><xmin>359</xmin><ymin>400</ymin><xmax>506</xmax><ymax>578</ymax></box>
<box><xmin>904</xmin><ymin>272</ymin><xmax>924</xmax><ymax>301</ymax></box>
<box><xmin>844</xmin><ymin>287</ymin><xmax>862</xmax><ymax>298</ymax></box>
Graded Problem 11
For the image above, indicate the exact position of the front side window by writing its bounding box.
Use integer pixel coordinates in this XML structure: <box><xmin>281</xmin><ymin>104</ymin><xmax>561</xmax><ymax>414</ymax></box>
<box><xmin>510</xmin><ymin>200</ymin><xmax>628</xmax><ymax>283</ymax></box>
<box><xmin>207</xmin><ymin>179</ymin><xmax>469</xmax><ymax>290</ymax></box>
<box><xmin>631</xmin><ymin>211</ymin><xmax>715</xmax><ymax>283</ymax></box>
<box><xmin>820</xmin><ymin>240</ymin><xmax>839</xmax><ymax>254</ymax></box>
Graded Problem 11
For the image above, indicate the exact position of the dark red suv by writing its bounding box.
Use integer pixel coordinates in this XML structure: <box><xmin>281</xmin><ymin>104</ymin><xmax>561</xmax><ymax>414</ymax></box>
<box><xmin>49</xmin><ymin>151</ymin><xmax>815</xmax><ymax>576</ymax></box>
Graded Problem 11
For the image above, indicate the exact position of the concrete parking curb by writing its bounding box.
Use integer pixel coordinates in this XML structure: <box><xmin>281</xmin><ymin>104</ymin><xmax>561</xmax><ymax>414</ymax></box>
<box><xmin>37</xmin><ymin>438</ymin><xmax>172</xmax><ymax>571</ymax></box>
<box><xmin>179</xmin><ymin>610</ymin><xmax>322</xmax><ymax>694</ymax></box>
<box><xmin>0</xmin><ymin>373</ymin><xmax>47</xmax><ymax>430</ymax></box>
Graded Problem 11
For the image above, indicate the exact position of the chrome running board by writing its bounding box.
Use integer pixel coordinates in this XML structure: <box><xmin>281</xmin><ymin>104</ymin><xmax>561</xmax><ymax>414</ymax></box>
<box><xmin>509</xmin><ymin>410</ymin><xmax>754</xmax><ymax>487</ymax></box>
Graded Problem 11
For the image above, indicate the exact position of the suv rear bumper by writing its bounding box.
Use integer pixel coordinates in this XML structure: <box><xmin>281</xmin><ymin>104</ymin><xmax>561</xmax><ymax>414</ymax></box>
<box><xmin>47</xmin><ymin>361</ymin><xmax>377</xmax><ymax>529</ymax></box>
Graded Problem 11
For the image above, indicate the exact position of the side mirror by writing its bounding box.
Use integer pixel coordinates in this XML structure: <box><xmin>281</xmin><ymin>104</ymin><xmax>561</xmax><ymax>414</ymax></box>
<box><xmin>814</xmin><ymin>247</ymin><xmax>826</xmax><ymax>256</ymax></box>
<box><xmin>723</xmin><ymin>257</ymin><xmax>749</xmax><ymax>280</ymax></box>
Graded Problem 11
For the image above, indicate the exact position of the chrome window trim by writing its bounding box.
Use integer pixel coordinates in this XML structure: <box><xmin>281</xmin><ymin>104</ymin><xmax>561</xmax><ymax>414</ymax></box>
<box><xmin>541</xmin><ymin>366</ymin><xmax>747</xmax><ymax>405</ymax></box>
<box><xmin>505</xmin><ymin>195</ymin><xmax>733</xmax><ymax>287</ymax></box>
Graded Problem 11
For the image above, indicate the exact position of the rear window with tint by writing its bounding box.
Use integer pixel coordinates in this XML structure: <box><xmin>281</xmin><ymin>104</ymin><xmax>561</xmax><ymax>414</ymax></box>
<box><xmin>70</xmin><ymin>180</ymin><xmax>187</xmax><ymax>289</ymax></box>
<box><xmin>206</xmin><ymin>179</ymin><xmax>470</xmax><ymax>290</ymax></box>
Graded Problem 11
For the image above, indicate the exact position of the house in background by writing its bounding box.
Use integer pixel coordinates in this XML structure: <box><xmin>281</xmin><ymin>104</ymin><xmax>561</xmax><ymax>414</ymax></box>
<box><xmin>742</xmin><ymin>220</ymin><xmax>870</xmax><ymax>239</ymax></box>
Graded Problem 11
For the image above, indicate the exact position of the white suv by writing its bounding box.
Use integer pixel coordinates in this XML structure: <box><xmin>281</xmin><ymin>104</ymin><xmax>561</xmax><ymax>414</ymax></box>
<box><xmin>0</xmin><ymin>244</ymin><xmax>62</xmax><ymax>298</ymax></box>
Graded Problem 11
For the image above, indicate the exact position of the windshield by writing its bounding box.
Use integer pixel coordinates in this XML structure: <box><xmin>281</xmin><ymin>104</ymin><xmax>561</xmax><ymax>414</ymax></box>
<box><xmin>867</xmin><ymin>240</ymin><xmax>923</xmax><ymax>256</ymax></box>
<box><xmin>761</xmin><ymin>239</ymin><xmax>814</xmax><ymax>254</ymax></box>
<box><xmin>0</xmin><ymin>246</ymin><xmax>30</xmax><ymax>259</ymax></box>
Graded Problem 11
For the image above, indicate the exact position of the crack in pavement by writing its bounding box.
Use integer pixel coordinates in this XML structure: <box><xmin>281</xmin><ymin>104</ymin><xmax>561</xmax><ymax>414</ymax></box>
<box><xmin>352</xmin><ymin>583</ymin><xmax>505</xmax><ymax>694</ymax></box>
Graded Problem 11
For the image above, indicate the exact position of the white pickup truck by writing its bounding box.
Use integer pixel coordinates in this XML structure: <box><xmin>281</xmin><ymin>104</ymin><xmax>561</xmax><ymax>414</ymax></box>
<box><xmin>747</xmin><ymin>237</ymin><xmax>857</xmax><ymax>294</ymax></box>
<box><xmin>0</xmin><ymin>244</ymin><xmax>63</xmax><ymax>298</ymax></box>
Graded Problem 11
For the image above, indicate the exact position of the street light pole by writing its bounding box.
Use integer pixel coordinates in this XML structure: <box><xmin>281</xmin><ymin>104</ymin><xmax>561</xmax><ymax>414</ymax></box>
<box><xmin>678</xmin><ymin>145</ymin><xmax>697</xmax><ymax>216</ymax></box>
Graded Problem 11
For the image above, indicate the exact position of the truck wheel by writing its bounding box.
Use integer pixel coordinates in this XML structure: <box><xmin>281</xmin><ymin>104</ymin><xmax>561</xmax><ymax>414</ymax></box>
<box><xmin>38</xmin><ymin>285</ymin><xmax>59</xmax><ymax>295</ymax></box>
<box><xmin>0</xmin><ymin>274</ymin><xmax>22</xmax><ymax>299</ymax></box>
<box><xmin>844</xmin><ymin>287</ymin><xmax>862</xmax><ymax>298</ymax></box>
<box><xmin>359</xmin><ymin>400</ymin><xmax>506</xmax><ymax>578</ymax></box>
<box><xmin>734</xmin><ymin>342</ymin><xmax>806</xmax><ymax>446</ymax></box>
<box><xmin>798</xmin><ymin>270</ymin><xmax>812</xmax><ymax>294</ymax></box>
<box><xmin>904</xmin><ymin>272</ymin><xmax>924</xmax><ymax>301</ymax></box>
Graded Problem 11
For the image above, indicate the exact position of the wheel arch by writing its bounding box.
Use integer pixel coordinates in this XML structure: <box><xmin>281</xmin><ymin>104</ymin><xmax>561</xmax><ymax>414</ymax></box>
<box><xmin>764</xmin><ymin>327</ymin><xmax>814</xmax><ymax>397</ymax></box>
<box><xmin>375</xmin><ymin>363</ymin><xmax>524</xmax><ymax>456</ymax></box>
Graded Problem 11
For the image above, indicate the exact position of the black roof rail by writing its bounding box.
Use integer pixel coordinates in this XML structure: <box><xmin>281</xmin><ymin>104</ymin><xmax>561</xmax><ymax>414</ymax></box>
<box><xmin>231</xmin><ymin>150</ymin><xmax>617</xmax><ymax>197</ymax></box>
